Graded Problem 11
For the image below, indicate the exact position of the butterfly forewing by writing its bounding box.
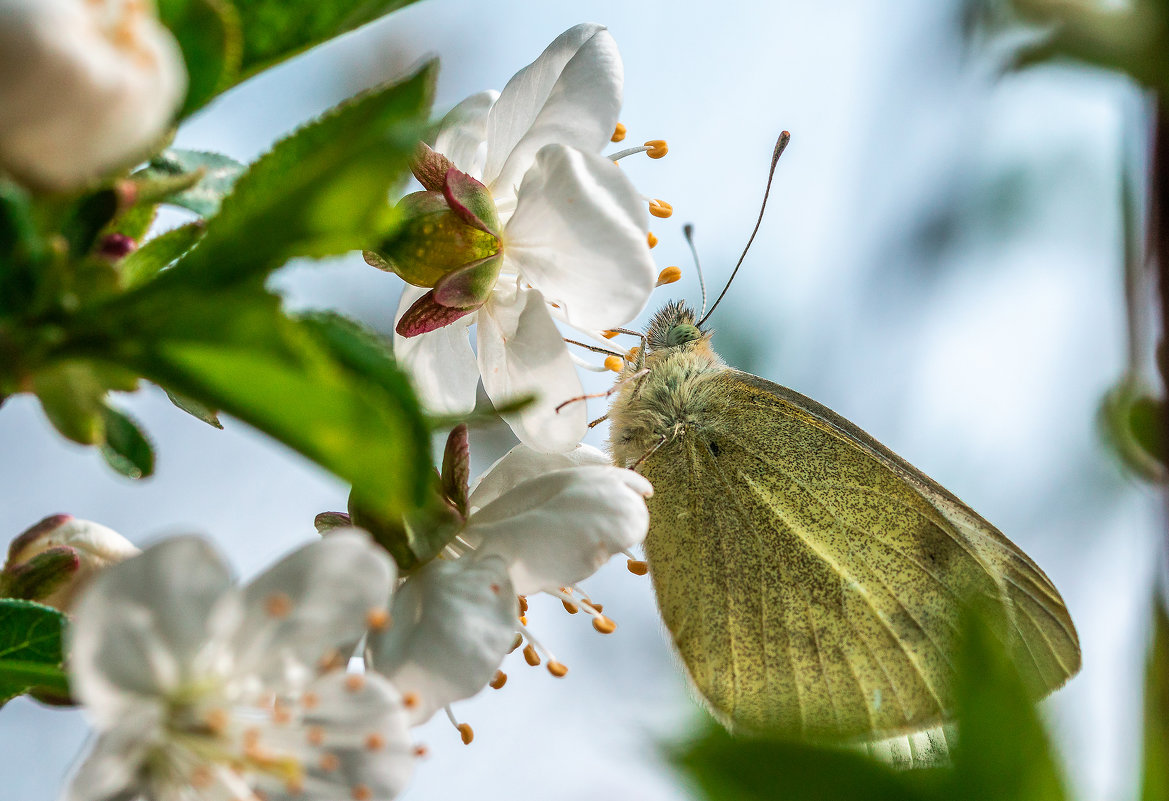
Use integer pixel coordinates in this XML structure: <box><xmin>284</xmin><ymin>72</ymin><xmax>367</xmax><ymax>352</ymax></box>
<box><xmin>632</xmin><ymin>364</ymin><xmax>1079</xmax><ymax>740</ymax></box>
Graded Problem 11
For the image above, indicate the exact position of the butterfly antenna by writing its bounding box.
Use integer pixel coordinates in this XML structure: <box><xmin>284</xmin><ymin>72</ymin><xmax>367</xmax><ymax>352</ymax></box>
<box><xmin>698</xmin><ymin>131</ymin><xmax>790</xmax><ymax>326</ymax></box>
<box><xmin>683</xmin><ymin>223</ymin><xmax>708</xmax><ymax>319</ymax></box>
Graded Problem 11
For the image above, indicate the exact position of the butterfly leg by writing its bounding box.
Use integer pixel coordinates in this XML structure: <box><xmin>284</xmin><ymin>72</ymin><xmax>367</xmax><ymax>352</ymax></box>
<box><xmin>631</xmin><ymin>434</ymin><xmax>668</xmax><ymax>471</ymax></box>
<box><xmin>554</xmin><ymin>368</ymin><xmax>651</xmax><ymax>414</ymax></box>
<box><xmin>588</xmin><ymin>414</ymin><xmax>609</xmax><ymax>429</ymax></box>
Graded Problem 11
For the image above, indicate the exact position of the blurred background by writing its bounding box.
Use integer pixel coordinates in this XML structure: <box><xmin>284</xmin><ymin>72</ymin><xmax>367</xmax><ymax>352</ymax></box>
<box><xmin>0</xmin><ymin>1</ymin><xmax>1158</xmax><ymax>799</ymax></box>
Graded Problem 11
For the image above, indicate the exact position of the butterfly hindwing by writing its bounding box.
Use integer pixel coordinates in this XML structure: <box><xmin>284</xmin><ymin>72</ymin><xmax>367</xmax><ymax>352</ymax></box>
<box><xmin>637</xmin><ymin>365</ymin><xmax>1080</xmax><ymax>740</ymax></box>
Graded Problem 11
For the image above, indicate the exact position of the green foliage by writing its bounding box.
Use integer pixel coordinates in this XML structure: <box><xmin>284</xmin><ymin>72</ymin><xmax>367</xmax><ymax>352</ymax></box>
<box><xmin>119</xmin><ymin>222</ymin><xmax>206</xmax><ymax>289</ymax></box>
<box><xmin>135</xmin><ymin>150</ymin><xmax>246</xmax><ymax>219</ymax></box>
<box><xmin>348</xmin><ymin>478</ymin><xmax>462</xmax><ymax>572</ymax></box>
<box><xmin>1142</xmin><ymin>599</ymin><xmax>1169</xmax><ymax>801</ymax></box>
<box><xmin>234</xmin><ymin>0</ymin><xmax>424</xmax><ymax>77</ymax></box>
<box><xmin>1100</xmin><ymin>377</ymin><xmax>1167</xmax><ymax>483</ymax></box>
<box><xmin>164</xmin><ymin>389</ymin><xmax>223</xmax><ymax>429</ymax></box>
<box><xmin>0</xmin><ymin>600</ymin><xmax>69</xmax><ymax>707</ymax></box>
<box><xmin>165</xmin><ymin>63</ymin><xmax>433</xmax><ymax>288</ymax></box>
<box><xmin>672</xmin><ymin>611</ymin><xmax>1067</xmax><ymax>801</ymax></box>
<box><xmin>99</xmin><ymin>405</ymin><xmax>156</xmax><ymax>480</ymax></box>
<box><xmin>157</xmin><ymin>0</ymin><xmax>243</xmax><ymax>116</ymax></box>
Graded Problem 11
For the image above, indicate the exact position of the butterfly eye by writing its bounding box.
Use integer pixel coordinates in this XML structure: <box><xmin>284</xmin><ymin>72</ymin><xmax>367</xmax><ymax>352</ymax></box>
<box><xmin>666</xmin><ymin>324</ymin><xmax>700</xmax><ymax>347</ymax></box>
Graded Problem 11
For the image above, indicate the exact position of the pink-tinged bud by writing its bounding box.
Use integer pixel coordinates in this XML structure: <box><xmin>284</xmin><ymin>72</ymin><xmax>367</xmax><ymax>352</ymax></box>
<box><xmin>2</xmin><ymin>515</ymin><xmax>139</xmax><ymax>611</ymax></box>
<box><xmin>97</xmin><ymin>233</ymin><xmax>136</xmax><ymax>261</ymax></box>
<box><xmin>366</xmin><ymin>162</ymin><xmax>503</xmax><ymax>317</ymax></box>
<box><xmin>314</xmin><ymin>511</ymin><xmax>352</xmax><ymax>534</ymax></box>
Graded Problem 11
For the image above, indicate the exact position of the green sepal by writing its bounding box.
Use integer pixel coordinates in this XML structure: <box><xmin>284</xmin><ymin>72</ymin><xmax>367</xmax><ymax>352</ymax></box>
<box><xmin>0</xmin><ymin>599</ymin><xmax>70</xmax><ymax>707</ymax></box>
<box><xmin>348</xmin><ymin>480</ymin><xmax>463</xmax><ymax>573</ymax></box>
<box><xmin>0</xmin><ymin>548</ymin><xmax>79</xmax><ymax>605</ymax></box>
<box><xmin>164</xmin><ymin>389</ymin><xmax>223</xmax><ymax>429</ymax></box>
<box><xmin>440</xmin><ymin>424</ymin><xmax>470</xmax><ymax>517</ymax></box>
<box><xmin>374</xmin><ymin>190</ymin><xmax>500</xmax><ymax>289</ymax></box>
<box><xmin>0</xmin><ymin>180</ymin><xmax>45</xmax><ymax>317</ymax></box>
<box><xmin>157</xmin><ymin>0</ymin><xmax>243</xmax><ymax>117</ymax></box>
<box><xmin>99</xmin><ymin>404</ymin><xmax>156</xmax><ymax>479</ymax></box>
<box><xmin>60</xmin><ymin>190</ymin><xmax>120</xmax><ymax>258</ymax></box>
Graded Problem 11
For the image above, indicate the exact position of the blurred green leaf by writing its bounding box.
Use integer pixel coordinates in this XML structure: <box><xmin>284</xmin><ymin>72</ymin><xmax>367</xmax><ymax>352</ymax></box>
<box><xmin>235</xmin><ymin>0</ymin><xmax>422</xmax><ymax>76</ymax></box>
<box><xmin>99</xmin><ymin>405</ymin><xmax>155</xmax><ymax>479</ymax></box>
<box><xmin>1141</xmin><ymin>598</ymin><xmax>1169</xmax><ymax>801</ymax></box>
<box><xmin>162</xmin><ymin>63</ymin><xmax>433</xmax><ymax>288</ymax></box>
<box><xmin>0</xmin><ymin>599</ymin><xmax>69</xmax><ymax>707</ymax></box>
<box><xmin>0</xmin><ymin>180</ymin><xmax>43</xmax><ymax>317</ymax></box>
<box><xmin>31</xmin><ymin>362</ymin><xmax>108</xmax><ymax>446</ymax></box>
<box><xmin>164</xmin><ymin>389</ymin><xmax>223</xmax><ymax>429</ymax></box>
<box><xmin>120</xmin><ymin>222</ymin><xmax>206</xmax><ymax>289</ymax></box>
<box><xmin>157</xmin><ymin>0</ymin><xmax>243</xmax><ymax>116</ymax></box>
<box><xmin>1099</xmin><ymin>376</ymin><xmax>1167</xmax><ymax>483</ymax></box>
<box><xmin>61</xmin><ymin>190</ymin><xmax>119</xmax><ymax>258</ymax></box>
<box><xmin>348</xmin><ymin>479</ymin><xmax>461</xmax><ymax>572</ymax></box>
<box><xmin>950</xmin><ymin>611</ymin><xmax>1067</xmax><ymax>801</ymax></box>
<box><xmin>136</xmin><ymin>149</ymin><xmax>246</xmax><ymax>218</ymax></box>
<box><xmin>672</xmin><ymin>723</ymin><xmax>932</xmax><ymax>801</ymax></box>
<box><xmin>82</xmin><ymin>286</ymin><xmax>430</xmax><ymax>517</ymax></box>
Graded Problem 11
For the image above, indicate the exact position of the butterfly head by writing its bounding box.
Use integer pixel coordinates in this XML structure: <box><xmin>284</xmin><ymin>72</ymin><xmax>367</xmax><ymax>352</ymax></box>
<box><xmin>646</xmin><ymin>300</ymin><xmax>708</xmax><ymax>353</ymax></box>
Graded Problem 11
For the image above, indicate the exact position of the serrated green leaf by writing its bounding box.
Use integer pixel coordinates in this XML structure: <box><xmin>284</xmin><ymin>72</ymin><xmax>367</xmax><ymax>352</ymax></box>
<box><xmin>163</xmin><ymin>63</ymin><xmax>433</xmax><ymax>288</ymax></box>
<box><xmin>949</xmin><ymin>611</ymin><xmax>1067</xmax><ymax>801</ymax></box>
<box><xmin>120</xmin><ymin>222</ymin><xmax>206</xmax><ymax>288</ymax></box>
<box><xmin>236</xmin><ymin>0</ymin><xmax>423</xmax><ymax>77</ymax></box>
<box><xmin>137</xmin><ymin>149</ymin><xmax>246</xmax><ymax>218</ymax></box>
<box><xmin>83</xmin><ymin>285</ymin><xmax>430</xmax><ymax>518</ymax></box>
<box><xmin>0</xmin><ymin>599</ymin><xmax>70</xmax><ymax>706</ymax></box>
<box><xmin>99</xmin><ymin>404</ymin><xmax>155</xmax><ymax>479</ymax></box>
<box><xmin>164</xmin><ymin>389</ymin><xmax>223</xmax><ymax>429</ymax></box>
<box><xmin>1142</xmin><ymin>598</ymin><xmax>1169</xmax><ymax>801</ymax></box>
<box><xmin>157</xmin><ymin>0</ymin><xmax>242</xmax><ymax>116</ymax></box>
<box><xmin>672</xmin><ymin>723</ymin><xmax>932</xmax><ymax>801</ymax></box>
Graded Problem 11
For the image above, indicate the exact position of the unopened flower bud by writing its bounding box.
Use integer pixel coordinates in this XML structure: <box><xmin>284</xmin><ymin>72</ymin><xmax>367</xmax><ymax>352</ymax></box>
<box><xmin>2</xmin><ymin>515</ymin><xmax>139</xmax><ymax>611</ymax></box>
<box><xmin>0</xmin><ymin>0</ymin><xmax>187</xmax><ymax>191</ymax></box>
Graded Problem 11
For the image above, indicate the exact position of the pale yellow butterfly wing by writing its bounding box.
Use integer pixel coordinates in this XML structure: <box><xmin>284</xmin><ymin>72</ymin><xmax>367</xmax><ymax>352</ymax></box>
<box><xmin>635</xmin><ymin>366</ymin><xmax>1080</xmax><ymax>740</ymax></box>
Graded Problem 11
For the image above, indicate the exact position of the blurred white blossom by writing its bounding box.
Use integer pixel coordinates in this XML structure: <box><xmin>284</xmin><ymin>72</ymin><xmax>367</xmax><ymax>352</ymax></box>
<box><xmin>393</xmin><ymin>23</ymin><xmax>657</xmax><ymax>453</ymax></box>
<box><xmin>2</xmin><ymin>514</ymin><xmax>138</xmax><ymax>611</ymax></box>
<box><xmin>66</xmin><ymin>531</ymin><xmax>415</xmax><ymax>801</ymax></box>
<box><xmin>0</xmin><ymin>0</ymin><xmax>186</xmax><ymax>191</ymax></box>
<box><xmin>367</xmin><ymin>443</ymin><xmax>652</xmax><ymax>733</ymax></box>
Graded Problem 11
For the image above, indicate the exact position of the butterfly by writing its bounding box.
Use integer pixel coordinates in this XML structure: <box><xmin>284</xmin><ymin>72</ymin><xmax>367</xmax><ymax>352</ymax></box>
<box><xmin>603</xmin><ymin>133</ymin><xmax>1081</xmax><ymax>742</ymax></box>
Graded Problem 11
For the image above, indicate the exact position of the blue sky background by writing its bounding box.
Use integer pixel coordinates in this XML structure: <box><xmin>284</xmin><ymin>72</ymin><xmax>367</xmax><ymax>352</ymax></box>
<box><xmin>0</xmin><ymin>2</ymin><xmax>1159</xmax><ymax>799</ymax></box>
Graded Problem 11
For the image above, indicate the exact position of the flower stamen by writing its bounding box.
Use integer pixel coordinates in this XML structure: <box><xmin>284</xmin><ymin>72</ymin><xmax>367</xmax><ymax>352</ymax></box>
<box><xmin>611</xmin><ymin>123</ymin><xmax>627</xmax><ymax>142</ymax></box>
<box><xmin>648</xmin><ymin>199</ymin><xmax>673</xmax><ymax>219</ymax></box>
<box><xmin>656</xmin><ymin>266</ymin><xmax>681</xmax><ymax>286</ymax></box>
<box><xmin>604</xmin><ymin>355</ymin><xmax>624</xmax><ymax>372</ymax></box>
<box><xmin>647</xmin><ymin>231</ymin><xmax>659</xmax><ymax>249</ymax></box>
<box><xmin>444</xmin><ymin>706</ymin><xmax>475</xmax><ymax>745</ymax></box>
<box><xmin>489</xmin><ymin>670</ymin><xmax>508</xmax><ymax>689</ymax></box>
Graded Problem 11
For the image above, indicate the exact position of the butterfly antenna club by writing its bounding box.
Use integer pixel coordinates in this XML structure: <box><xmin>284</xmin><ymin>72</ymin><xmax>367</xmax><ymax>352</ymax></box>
<box><xmin>698</xmin><ymin>130</ymin><xmax>790</xmax><ymax>326</ymax></box>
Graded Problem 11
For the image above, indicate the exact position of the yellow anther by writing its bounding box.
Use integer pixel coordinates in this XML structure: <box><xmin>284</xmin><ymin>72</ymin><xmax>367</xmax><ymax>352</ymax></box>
<box><xmin>366</xmin><ymin>608</ymin><xmax>391</xmax><ymax>631</ymax></box>
<box><xmin>547</xmin><ymin>660</ymin><xmax>569</xmax><ymax>678</ymax></box>
<box><xmin>562</xmin><ymin>599</ymin><xmax>579</xmax><ymax>614</ymax></box>
<box><xmin>413</xmin><ymin>745</ymin><xmax>429</xmax><ymax>758</ymax></box>
<box><xmin>611</xmin><ymin>123</ymin><xmax>627</xmax><ymax>142</ymax></box>
<box><xmin>603</xmin><ymin>330</ymin><xmax>620</xmax><ymax>339</ymax></box>
<box><xmin>264</xmin><ymin>592</ymin><xmax>293</xmax><ymax>619</ymax></box>
<box><xmin>647</xmin><ymin>231</ymin><xmax>659</xmax><ymax>249</ymax></box>
<box><xmin>458</xmin><ymin>723</ymin><xmax>475</xmax><ymax>745</ymax></box>
<box><xmin>648</xmin><ymin>199</ymin><xmax>673</xmax><ymax>219</ymax></box>
<box><xmin>657</xmin><ymin>266</ymin><xmax>682</xmax><ymax>286</ymax></box>
<box><xmin>352</xmin><ymin>784</ymin><xmax>373</xmax><ymax>801</ymax></box>
<box><xmin>307</xmin><ymin>726</ymin><xmax>325</xmax><ymax>746</ymax></box>
<box><xmin>344</xmin><ymin>674</ymin><xmax>365</xmax><ymax>693</ymax></box>
<box><xmin>523</xmin><ymin>644</ymin><xmax>541</xmax><ymax>666</ymax></box>
<box><xmin>365</xmin><ymin>732</ymin><xmax>385</xmax><ymax>751</ymax></box>
<box><xmin>272</xmin><ymin>702</ymin><xmax>292</xmax><ymax>725</ymax></box>
<box><xmin>190</xmin><ymin>765</ymin><xmax>213</xmax><ymax>789</ymax></box>
<box><xmin>509</xmin><ymin>634</ymin><xmax>523</xmax><ymax>653</ymax></box>
<box><xmin>204</xmin><ymin>707</ymin><xmax>229</xmax><ymax>734</ymax></box>
<box><xmin>302</xmin><ymin>692</ymin><xmax>319</xmax><ymax>710</ymax></box>
<box><xmin>403</xmin><ymin>692</ymin><xmax>420</xmax><ymax>709</ymax></box>
<box><xmin>592</xmin><ymin>615</ymin><xmax>617</xmax><ymax>634</ymax></box>
<box><xmin>490</xmin><ymin>670</ymin><xmax>508</xmax><ymax>689</ymax></box>
<box><xmin>627</xmin><ymin>559</ymin><xmax>649</xmax><ymax>576</ymax></box>
<box><xmin>320</xmin><ymin>753</ymin><xmax>340</xmax><ymax>772</ymax></box>
<box><xmin>590</xmin><ymin>602</ymin><xmax>604</xmax><ymax>613</ymax></box>
<box><xmin>644</xmin><ymin>139</ymin><xmax>668</xmax><ymax>158</ymax></box>
<box><xmin>244</xmin><ymin>727</ymin><xmax>262</xmax><ymax>748</ymax></box>
<box><xmin>519</xmin><ymin>614</ymin><xmax>528</xmax><ymax>625</ymax></box>
<box><xmin>318</xmin><ymin>648</ymin><xmax>344</xmax><ymax>672</ymax></box>
<box><xmin>285</xmin><ymin>776</ymin><xmax>304</xmax><ymax>796</ymax></box>
<box><xmin>604</xmin><ymin>355</ymin><xmax>624</xmax><ymax>372</ymax></box>
<box><xmin>519</xmin><ymin>596</ymin><xmax>528</xmax><ymax>613</ymax></box>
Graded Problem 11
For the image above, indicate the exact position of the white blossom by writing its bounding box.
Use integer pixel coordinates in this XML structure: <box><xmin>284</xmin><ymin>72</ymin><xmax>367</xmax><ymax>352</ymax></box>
<box><xmin>0</xmin><ymin>0</ymin><xmax>186</xmax><ymax>191</ymax></box>
<box><xmin>66</xmin><ymin>531</ymin><xmax>415</xmax><ymax>801</ymax></box>
<box><xmin>394</xmin><ymin>23</ymin><xmax>657</xmax><ymax>453</ymax></box>
<box><xmin>367</xmin><ymin>443</ymin><xmax>652</xmax><ymax>728</ymax></box>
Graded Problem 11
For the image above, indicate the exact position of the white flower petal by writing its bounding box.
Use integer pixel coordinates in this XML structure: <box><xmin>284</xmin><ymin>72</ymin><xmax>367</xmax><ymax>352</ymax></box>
<box><xmin>468</xmin><ymin>443</ymin><xmax>611</xmax><ymax>511</ymax></box>
<box><xmin>504</xmin><ymin>145</ymin><xmax>655</xmax><ymax>330</ymax></box>
<box><xmin>393</xmin><ymin>286</ymin><xmax>480</xmax><ymax>416</ymax></box>
<box><xmin>257</xmin><ymin>671</ymin><xmax>414</xmax><ymax>801</ymax></box>
<box><xmin>483</xmin><ymin>23</ymin><xmax>621</xmax><ymax>195</ymax></box>
<box><xmin>433</xmin><ymin>89</ymin><xmax>498</xmax><ymax>179</ymax></box>
<box><xmin>0</xmin><ymin>0</ymin><xmax>187</xmax><ymax>190</ymax></box>
<box><xmin>69</xmin><ymin>536</ymin><xmax>237</xmax><ymax>721</ymax></box>
<box><xmin>367</xmin><ymin>556</ymin><xmax>517</xmax><ymax>725</ymax></box>
<box><xmin>63</xmin><ymin>711</ymin><xmax>160</xmax><ymax>801</ymax></box>
<box><xmin>231</xmin><ymin>530</ymin><xmax>395</xmax><ymax>692</ymax></box>
<box><xmin>477</xmin><ymin>285</ymin><xmax>586</xmax><ymax>453</ymax></box>
<box><xmin>464</xmin><ymin>465</ymin><xmax>652</xmax><ymax>594</ymax></box>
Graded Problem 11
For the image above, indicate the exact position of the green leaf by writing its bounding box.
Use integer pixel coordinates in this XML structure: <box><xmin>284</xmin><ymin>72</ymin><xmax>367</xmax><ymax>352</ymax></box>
<box><xmin>672</xmin><ymin>723</ymin><xmax>932</xmax><ymax>801</ymax></box>
<box><xmin>157</xmin><ymin>0</ymin><xmax>242</xmax><ymax>116</ymax></box>
<box><xmin>99</xmin><ymin>404</ymin><xmax>156</xmax><ymax>479</ymax></box>
<box><xmin>0</xmin><ymin>599</ymin><xmax>70</xmax><ymax>706</ymax></box>
<box><xmin>163</xmin><ymin>63</ymin><xmax>433</xmax><ymax>288</ymax></box>
<box><xmin>164</xmin><ymin>389</ymin><xmax>223</xmax><ymax>429</ymax></box>
<box><xmin>136</xmin><ymin>149</ymin><xmax>246</xmax><ymax>218</ymax></box>
<box><xmin>120</xmin><ymin>222</ymin><xmax>206</xmax><ymax>289</ymax></box>
<box><xmin>235</xmin><ymin>0</ymin><xmax>423</xmax><ymax>76</ymax></box>
<box><xmin>348</xmin><ymin>481</ymin><xmax>462</xmax><ymax>572</ymax></box>
<box><xmin>0</xmin><ymin>180</ymin><xmax>44</xmax><ymax>317</ymax></box>
<box><xmin>1141</xmin><ymin>598</ymin><xmax>1169</xmax><ymax>801</ymax></box>
<box><xmin>31</xmin><ymin>362</ymin><xmax>108</xmax><ymax>445</ymax></box>
<box><xmin>83</xmin><ymin>285</ymin><xmax>431</xmax><ymax>518</ymax></box>
<box><xmin>949</xmin><ymin>611</ymin><xmax>1068</xmax><ymax>801</ymax></box>
<box><xmin>61</xmin><ymin>190</ymin><xmax>120</xmax><ymax>258</ymax></box>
